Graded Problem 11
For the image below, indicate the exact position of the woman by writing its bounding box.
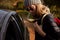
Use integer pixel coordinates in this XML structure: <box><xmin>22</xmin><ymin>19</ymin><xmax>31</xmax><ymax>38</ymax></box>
<box><xmin>24</xmin><ymin>0</ymin><xmax>60</xmax><ymax>40</ymax></box>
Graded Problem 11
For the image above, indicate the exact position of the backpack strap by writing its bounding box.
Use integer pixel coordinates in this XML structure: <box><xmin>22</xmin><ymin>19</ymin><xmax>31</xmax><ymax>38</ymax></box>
<box><xmin>41</xmin><ymin>13</ymin><xmax>50</xmax><ymax>26</ymax></box>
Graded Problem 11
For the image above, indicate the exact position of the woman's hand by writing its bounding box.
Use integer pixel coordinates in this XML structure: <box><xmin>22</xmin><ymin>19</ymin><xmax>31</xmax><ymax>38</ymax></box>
<box><xmin>33</xmin><ymin>22</ymin><xmax>46</xmax><ymax>37</ymax></box>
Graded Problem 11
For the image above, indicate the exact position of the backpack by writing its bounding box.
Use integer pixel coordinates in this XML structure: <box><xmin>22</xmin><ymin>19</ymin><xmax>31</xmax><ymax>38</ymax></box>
<box><xmin>54</xmin><ymin>18</ymin><xmax>60</xmax><ymax>27</ymax></box>
<box><xmin>0</xmin><ymin>10</ymin><xmax>25</xmax><ymax>40</ymax></box>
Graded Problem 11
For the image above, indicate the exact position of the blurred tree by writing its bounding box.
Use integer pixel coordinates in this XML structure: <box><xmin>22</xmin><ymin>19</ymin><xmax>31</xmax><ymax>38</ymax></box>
<box><xmin>16</xmin><ymin>1</ymin><xmax>24</xmax><ymax>10</ymax></box>
<box><xmin>43</xmin><ymin>0</ymin><xmax>60</xmax><ymax>18</ymax></box>
<box><xmin>44</xmin><ymin>0</ymin><xmax>60</xmax><ymax>7</ymax></box>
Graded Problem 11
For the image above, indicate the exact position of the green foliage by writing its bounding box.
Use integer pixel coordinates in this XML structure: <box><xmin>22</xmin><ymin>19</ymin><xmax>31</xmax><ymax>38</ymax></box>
<box><xmin>44</xmin><ymin>0</ymin><xmax>60</xmax><ymax>6</ymax></box>
<box><xmin>16</xmin><ymin>2</ymin><xmax>24</xmax><ymax>10</ymax></box>
<box><xmin>44</xmin><ymin>0</ymin><xmax>60</xmax><ymax>18</ymax></box>
<box><xmin>17</xmin><ymin>10</ymin><xmax>29</xmax><ymax>18</ymax></box>
<box><xmin>0</xmin><ymin>0</ymin><xmax>60</xmax><ymax>18</ymax></box>
<box><xmin>0</xmin><ymin>3</ymin><xmax>15</xmax><ymax>10</ymax></box>
<box><xmin>50</xmin><ymin>5</ymin><xmax>60</xmax><ymax>18</ymax></box>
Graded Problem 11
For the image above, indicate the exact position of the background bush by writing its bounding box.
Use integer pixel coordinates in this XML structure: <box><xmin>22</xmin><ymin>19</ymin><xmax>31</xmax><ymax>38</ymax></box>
<box><xmin>0</xmin><ymin>0</ymin><xmax>60</xmax><ymax>18</ymax></box>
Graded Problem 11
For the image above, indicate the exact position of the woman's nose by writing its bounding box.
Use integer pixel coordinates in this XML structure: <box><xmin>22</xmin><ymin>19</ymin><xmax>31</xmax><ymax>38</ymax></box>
<box><xmin>29</xmin><ymin>5</ymin><xmax>36</xmax><ymax>12</ymax></box>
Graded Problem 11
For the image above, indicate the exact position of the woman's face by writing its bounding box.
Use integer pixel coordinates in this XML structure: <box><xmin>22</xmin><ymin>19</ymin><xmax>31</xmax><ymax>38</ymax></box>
<box><xmin>25</xmin><ymin>4</ymin><xmax>50</xmax><ymax>18</ymax></box>
<box><xmin>26</xmin><ymin>5</ymin><xmax>36</xmax><ymax>14</ymax></box>
<box><xmin>25</xmin><ymin>5</ymin><xmax>40</xmax><ymax>18</ymax></box>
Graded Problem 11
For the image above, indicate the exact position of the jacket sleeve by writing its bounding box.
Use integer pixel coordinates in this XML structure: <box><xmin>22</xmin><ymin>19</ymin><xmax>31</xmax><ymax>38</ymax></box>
<box><xmin>44</xmin><ymin>14</ymin><xmax>60</xmax><ymax>32</ymax></box>
<box><xmin>43</xmin><ymin>14</ymin><xmax>60</xmax><ymax>39</ymax></box>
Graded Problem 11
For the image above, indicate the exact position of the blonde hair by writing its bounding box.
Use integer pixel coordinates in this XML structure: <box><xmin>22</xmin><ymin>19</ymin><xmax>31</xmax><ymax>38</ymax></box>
<box><xmin>37</xmin><ymin>4</ymin><xmax>50</xmax><ymax>15</ymax></box>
